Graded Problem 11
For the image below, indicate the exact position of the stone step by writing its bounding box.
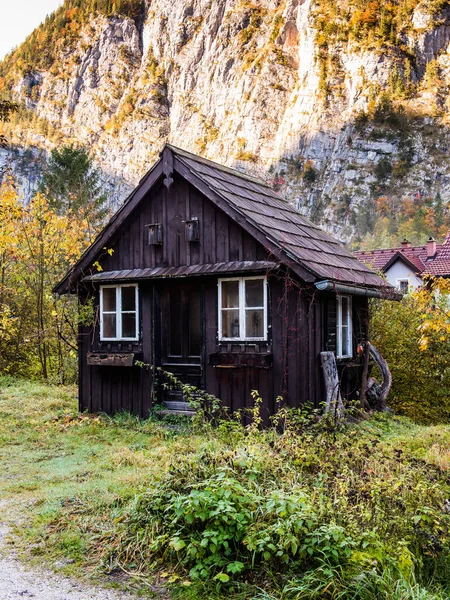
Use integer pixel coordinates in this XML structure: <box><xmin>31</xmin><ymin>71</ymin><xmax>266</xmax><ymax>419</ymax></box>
<box><xmin>167</xmin><ymin>390</ymin><xmax>184</xmax><ymax>401</ymax></box>
<box><xmin>164</xmin><ymin>400</ymin><xmax>195</xmax><ymax>412</ymax></box>
<box><xmin>156</xmin><ymin>409</ymin><xmax>196</xmax><ymax>417</ymax></box>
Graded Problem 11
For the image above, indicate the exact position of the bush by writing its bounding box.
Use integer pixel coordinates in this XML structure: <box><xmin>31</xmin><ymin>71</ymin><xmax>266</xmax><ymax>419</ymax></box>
<box><xmin>302</xmin><ymin>160</ymin><xmax>317</xmax><ymax>183</ymax></box>
<box><xmin>370</xmin><ymin>278</ymin><xmax>450</xmax><ymax>423</ymax></box>
<box><xmin>374</xmin><ymin>156</ymin><xmax>392</xmax><ymax>179</ymax></box>
<box><xmin>104</xmin><ymin>413</ymin><xmax>450</xmax><ymax>597</ymax></box>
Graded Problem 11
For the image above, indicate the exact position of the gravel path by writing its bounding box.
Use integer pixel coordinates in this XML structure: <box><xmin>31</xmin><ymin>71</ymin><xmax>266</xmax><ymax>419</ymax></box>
<box><xmin>0</xmin><ymin>525</ymin><xmax>136</xmax><ymax>600</ymax></box>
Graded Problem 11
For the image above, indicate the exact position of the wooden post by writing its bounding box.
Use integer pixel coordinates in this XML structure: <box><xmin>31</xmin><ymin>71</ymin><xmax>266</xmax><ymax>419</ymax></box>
<box><xmin>367</xmin><ymin>343</ymin><xmax>393</xmax><ymax>412</ymax></box>
<box><xmin>359</xmin><ymin>341</ymin><xmax>371</xmax><ymax>411</ymax></box>
<box><xmin>320</xmin><ymin>351</ymin><xmax>346</xmax><ymax>421</ymax></box>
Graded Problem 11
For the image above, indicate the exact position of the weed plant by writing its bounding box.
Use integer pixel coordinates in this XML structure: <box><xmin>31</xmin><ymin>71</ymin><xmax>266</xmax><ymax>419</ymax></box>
<box><xmin>0</xmin><ymin>379</ymin><xmax>449</xmax><ymax>599</ymax></box>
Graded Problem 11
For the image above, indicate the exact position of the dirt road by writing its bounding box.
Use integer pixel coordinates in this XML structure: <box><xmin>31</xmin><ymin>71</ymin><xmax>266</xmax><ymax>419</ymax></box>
<box><xmin>0</xmin><ymin>526</ymin><xmax>135</xmax><ymax>600</ymax></box>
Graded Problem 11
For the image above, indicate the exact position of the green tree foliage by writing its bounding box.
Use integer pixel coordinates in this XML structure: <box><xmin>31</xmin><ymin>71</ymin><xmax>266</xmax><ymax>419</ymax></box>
<box><xmin>40</xmin><ymin>145</ymin><xmax>108</xmax><ymax>236</ymax></box>
<box><xmin>0</xmin><ymin>99</ymin><xmax>18</xmax><ymax>147</ymax></box>
<box><xmin>370</xmin><ymin>278</ymin><xmax>450</xmax><ymax>423</ymax></box>
<box><xmin>358</xmin><ymin>189</ymin><xmax>450</xmax><ymax>249</ymax></box>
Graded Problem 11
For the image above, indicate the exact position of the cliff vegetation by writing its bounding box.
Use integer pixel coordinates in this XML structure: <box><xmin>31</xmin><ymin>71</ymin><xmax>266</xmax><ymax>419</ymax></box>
<box><xmin>1</xmin><ymin>0</ymin><xmax>450</xmax><ymax>247</ymax></box>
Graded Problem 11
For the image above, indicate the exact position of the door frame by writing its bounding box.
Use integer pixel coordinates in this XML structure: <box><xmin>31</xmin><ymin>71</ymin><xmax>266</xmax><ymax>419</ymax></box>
<box><xmin>154</xmin><ymin>280</ymin><xmax>206</xmax><ymax>389</ymax></box>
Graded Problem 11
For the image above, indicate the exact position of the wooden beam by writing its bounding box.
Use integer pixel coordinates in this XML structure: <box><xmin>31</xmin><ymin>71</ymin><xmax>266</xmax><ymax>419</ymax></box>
<box><xmin>320</xmin><ymin>351</ymin><xmax>345</xmax><ymax>420</ymax></box>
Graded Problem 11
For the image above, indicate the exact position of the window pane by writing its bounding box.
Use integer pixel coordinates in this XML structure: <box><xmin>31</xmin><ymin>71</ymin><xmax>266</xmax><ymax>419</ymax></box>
<box><xmin>246</xmin><ymin>309</ymin><xmax>264</xmax><ymax>338</ymax></box>
<box><xmin>399</xmin><ymin>280</ymin><xmax>408</xmax><ymax>293</ymax></box>
<box><xmin>341</xmin><ymin>297</ymin><xmax>349</xmax><ymax>327</ymax></box>
<box><xmin>121</xmin><ymin>286</ymin><xmax>136</xmax><ymax>311</ymax></box>
<box><xmin>103</xmin><ymin>314</ymin><xmax>116</xmax><ymax>338</ymax></box>
<box><xmin>122</xmin><ymin>313</ymin><xmax>136</xmax><ymax>338</ymax></box>
<box><xmin>222</xmin><ymin>309</ymin><xmax>240</xmax><ymax>338</ymax></box>
<box><xmin>188</xmin><ymin>290</ymin><xmax>201</xmax><ymax>356</ymax></box>
<box><xmin>102</xmin><ymin>288</ymin><xmax>116</xmax><ymax>312</ymax></box>
<box><xmin>169</xmin><ymin>289</ymin><xmax>182</xmax><ymax>355</ymax></box>
<box><xmin>342</xmin><ymin>327</ymin><xmax>350</xmax><ymax>356</ymax></box>
<box><xmin>245</xmin><ymin>279</ymin><xmax>263</xmax><ymax>307</ymax></box>
<box><xmin>221</xmin><ymin>280</ymin><xmax>239</xmax><ymax>308</ymax></box>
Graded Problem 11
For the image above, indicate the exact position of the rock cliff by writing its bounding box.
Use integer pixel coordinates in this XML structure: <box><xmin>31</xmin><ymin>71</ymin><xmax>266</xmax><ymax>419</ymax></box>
<box><xmin>2</xmin><ymin>0</ymin><xmax>450</xmax><ymax>243</ymax></box>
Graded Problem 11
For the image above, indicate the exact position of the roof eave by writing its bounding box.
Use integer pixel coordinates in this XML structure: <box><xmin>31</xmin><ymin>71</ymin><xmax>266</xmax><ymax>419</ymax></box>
<box><xmin>53</xmin><ymin>160</ymin><xmax>165</xmax><ymax>295</ymax></box>
<box><xmin>383</xmin><ymin>251</ymin><xmax>423</xmax><ymax>274</ymax></box>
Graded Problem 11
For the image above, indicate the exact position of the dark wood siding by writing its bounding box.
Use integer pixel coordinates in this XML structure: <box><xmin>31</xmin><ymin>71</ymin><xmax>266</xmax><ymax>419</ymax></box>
<box><xmin>79</xmin><ymin>175</ymin><xmax>370</xmax><ymax>418</ymax></box>
<box><xmin>97</xmin><ymin>175</ymin><xmax>267</xmax><ymax>273</ymax></box>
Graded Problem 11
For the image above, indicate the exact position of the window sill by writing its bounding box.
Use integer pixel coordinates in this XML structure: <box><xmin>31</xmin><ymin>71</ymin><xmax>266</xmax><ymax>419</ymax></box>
<box><xmin>218</xmin><ymin>339</ymin><xmax>267</xmax><ymax>343</ymax></box>
<box><xmin>99</xmin><ymin>338</ymin><xmax>139</xmax><ymax>343</ymax></box>
<box><xmin>209</xmin><ymin>352</ymin><xmax>272</xmax><ymax>368</ymax></box>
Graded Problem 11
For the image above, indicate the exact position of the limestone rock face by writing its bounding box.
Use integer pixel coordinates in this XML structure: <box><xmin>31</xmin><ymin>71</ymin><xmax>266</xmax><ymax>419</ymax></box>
<box><xmin>3</xmin><ymin>0</ymin><xmax>450</xmax><ymax>241</ymax></box>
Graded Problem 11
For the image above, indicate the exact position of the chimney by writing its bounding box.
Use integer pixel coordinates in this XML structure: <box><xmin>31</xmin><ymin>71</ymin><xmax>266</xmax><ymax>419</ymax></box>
<box><xmin>401</xmin><ymin>239</ymin><xmax>411</xmax><ymax>248</ymax></box>
<box><xmin>427</xmin><ymin>237</ymin><xmax>437</xmax><ymax>259</ymax></box>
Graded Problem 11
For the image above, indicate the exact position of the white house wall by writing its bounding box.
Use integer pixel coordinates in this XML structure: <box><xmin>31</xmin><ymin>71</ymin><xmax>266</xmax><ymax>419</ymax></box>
<box><xmin>384</xmin><ymin>259</ymin><xmax>423</xmax><ymax>290</ymax></box>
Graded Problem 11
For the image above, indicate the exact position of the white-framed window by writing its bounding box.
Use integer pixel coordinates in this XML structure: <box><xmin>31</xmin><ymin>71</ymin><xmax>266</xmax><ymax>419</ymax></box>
<box><xmin>396</xmin><ymin>278</ymin><xmax>409</xmax><ymax>294</ymax></box>
<box><xmin>336</xmin><ymin>295</ymin><xmax>353</xmax><ymax>358</ymax></box>
<box><xmin>218</xmin><ymin>276</ymin><xmax>268</xmax><ymax>341</ymax></box>
<box><xmin>100</xmin><ymin>284</ymin><xmax>139</xmax><ymax>341</ymax></box>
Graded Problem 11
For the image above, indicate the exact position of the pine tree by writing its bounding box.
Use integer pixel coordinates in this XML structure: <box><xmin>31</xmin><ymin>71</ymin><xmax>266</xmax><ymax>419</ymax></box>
<box><xmin>40</xmin><ymin>145</ymin><xmax>108</xmax><ymax>237</ymax></box>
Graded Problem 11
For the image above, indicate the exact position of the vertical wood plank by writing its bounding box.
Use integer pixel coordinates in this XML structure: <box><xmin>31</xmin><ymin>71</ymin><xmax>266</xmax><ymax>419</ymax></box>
<box><xmin>215</xmin><ymin>209</ymin><xmax>228</xmax><ymax>263</ymax></box>
<box><xmin>202</xmin><ymin>200</ymin><xmax>216</xmax><ymax>264</ymax></box>
<box><xmin>228</xmin><ymin>221</ymin><xmax>242</xmax><ymax>261</ymax></box>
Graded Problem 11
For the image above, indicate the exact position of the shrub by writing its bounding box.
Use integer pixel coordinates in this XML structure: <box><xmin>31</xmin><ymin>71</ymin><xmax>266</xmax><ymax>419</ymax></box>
<box><xmin>302</xmin><ymin>160</ymin><xmax>317</xmax><ymax>183</ymax></box>
<box><xmin>103</xmin><ymin>411</ymin><xmax>450</xmax><ymax>597</ymax></box>
<box><xmin>370</xmin><ymin>278</ymin><xmax>450</xmax><ymax>423</ymax></box>
<box><xmin>374</xmin><ymin>156</ymin><xmax>392</xmax><ymax>179</ymax></box>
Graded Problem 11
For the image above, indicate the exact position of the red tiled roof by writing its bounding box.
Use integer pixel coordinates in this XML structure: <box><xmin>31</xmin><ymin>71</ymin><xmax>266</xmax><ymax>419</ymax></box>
<box><xmin>355</xmin><ymin>233</ymin><xmax>450</xmax><ymax>278</ymax></box>
<box><xmin>424</xmin><ymin>232</ymin><xmax>450</xmax><ymax>275</ymax></box>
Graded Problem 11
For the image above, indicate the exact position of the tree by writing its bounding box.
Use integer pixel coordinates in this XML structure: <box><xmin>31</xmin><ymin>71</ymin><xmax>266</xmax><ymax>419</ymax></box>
<box><xmin>370</xmin><ymin>278</ymin><xmax>450</xmax><ymax>423</ymax></box>
<box><xmin>0</xmin><ymin>181</ymin><xmax>92</xmax><ymax>381</ymax></box>
<box><xmin>0</xmin><ymin>100</ymin><xmax>18</xmax><ymax>148</ymax></box>
<box><xmin>40</xmin><ymin>145</ymin><xmax>109</xmax><ymax>237</ymax></box>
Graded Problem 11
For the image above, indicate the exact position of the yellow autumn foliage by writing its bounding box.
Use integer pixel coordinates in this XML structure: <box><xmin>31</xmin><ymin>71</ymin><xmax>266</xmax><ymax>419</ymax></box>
<box><xmin>0</xmin><ymin>182</ymin><xmax>92</xmax><ymax>381</ymax></box>
<box><xmin>370</xmin><ymin>278</ymin><xmax>450</xmax><ymax>423</ymax></box>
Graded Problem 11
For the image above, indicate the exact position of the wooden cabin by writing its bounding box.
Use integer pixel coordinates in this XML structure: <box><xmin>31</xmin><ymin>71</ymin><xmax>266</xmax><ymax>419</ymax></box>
<box><xmin>54</xmin><ymin>145</ymin><xmax>392</xmax><ymax>419</ymax></box>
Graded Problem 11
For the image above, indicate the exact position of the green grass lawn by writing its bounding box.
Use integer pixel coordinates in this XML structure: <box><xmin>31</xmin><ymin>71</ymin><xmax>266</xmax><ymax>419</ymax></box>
<box><xmin>0</xmin><ymin>377</ymin><xmax>449</xmax><ymax>599</ymax></box>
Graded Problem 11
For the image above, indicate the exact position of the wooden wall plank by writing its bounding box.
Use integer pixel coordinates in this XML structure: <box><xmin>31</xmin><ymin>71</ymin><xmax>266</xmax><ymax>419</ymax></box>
<box><xmin>82</xmin><ymin>175</ymin><xmax>339</xmax><ymax>419</ymax></box>
<box><xmin>228</xmin><ymin>221</ymin><xmax>243</xmax><ymax>261</ymax></box>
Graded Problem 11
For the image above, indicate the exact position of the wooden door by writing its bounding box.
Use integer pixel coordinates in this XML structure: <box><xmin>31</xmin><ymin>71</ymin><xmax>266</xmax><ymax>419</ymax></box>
<box><xmin>160</xmin><ymin>282</ymin><xmax>204</xmax><ymax>388</ymax></box>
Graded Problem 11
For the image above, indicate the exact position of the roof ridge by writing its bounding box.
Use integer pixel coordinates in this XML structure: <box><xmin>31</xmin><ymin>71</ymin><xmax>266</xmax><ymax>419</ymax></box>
<box><xmin>165</xmin><ymin>143</ymin><xmax>277</xmax><ymax>191</ymax></box>
<box><xmin>356</xmin><ymin>244</ymin><xmax>428</xmax><ymax>254</ymax></box>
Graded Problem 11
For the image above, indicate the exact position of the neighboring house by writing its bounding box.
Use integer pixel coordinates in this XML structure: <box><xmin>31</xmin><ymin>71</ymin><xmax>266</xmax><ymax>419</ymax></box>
<box><xmin>355</xmin><ymin>234</ymin><xmax>450</xmax><ymax>292</ymax></box>
<box><xmin>54</xmin><ymin>145</ymin><xmax>391</xmax><ymax>418</ymax></box>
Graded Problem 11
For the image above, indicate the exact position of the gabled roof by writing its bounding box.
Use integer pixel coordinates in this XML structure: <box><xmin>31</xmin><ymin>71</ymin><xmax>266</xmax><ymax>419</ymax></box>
<box><xmin>55</xmin><ymin>144</ymin><xmax>389</xmax><ymax>294</ymax></box>
<box><xmin>355</xmin><ymin>245</ymin><xmax>427</xmax><ymax>273</ymax></box>
<box><xmin>355</xmin><ymin>233</ymin><xmax>450</xmax><ymax>278</ymax></box>
<box><xmin>425</xmin><ymin>233</ymin><xmax>450</xmax><ymax>275</ymax></box>
<box><xmin>383</xmin><ymin>251</ymin><xmax>426</xmax><ymax>274</ymax></box>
